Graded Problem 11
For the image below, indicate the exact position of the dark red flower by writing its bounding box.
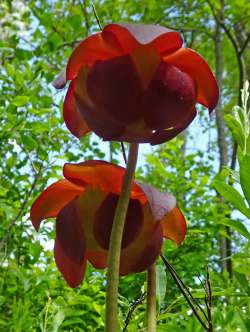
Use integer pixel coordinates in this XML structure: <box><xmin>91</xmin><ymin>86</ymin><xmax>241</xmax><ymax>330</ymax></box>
<box><xmin>58</xmin><ymin>23</ymin><xmax>219</xmax><ymax>144</ymax></box>
<box><xmin>30</xmin><ymin>160</ymin><xmax>186</xmax><ymax>287</ymax></box>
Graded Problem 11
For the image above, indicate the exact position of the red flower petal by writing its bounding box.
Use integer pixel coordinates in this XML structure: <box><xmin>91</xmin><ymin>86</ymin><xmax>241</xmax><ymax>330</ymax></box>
<box><xmin>74</xmin><ymin>67</ymin><xmax>125</xmax><ymax>140</ymax></box>
<box><xmin>143</xmin><ymin>61</ymin><xmax>196</xmax><ymax>131</ymax></box>
<box><xmin>63</xmin><ymin>160</ymin><xmax>143</xmax><ymax>199</ymax></box>
<box><xmin>64</xmin><ymin>79</ymin><xmax>91</xmax><ymax>138</ymax></box>
<box><xmin>161</xmin><ymin>207</ymin><xmax>187</xmax><ymax>245</ymax></box>
<box><xmin>75</xmin><ymin>187</ymin><xmax>107</xmax><ymax>252</ymax></box>
<box><xmin>130</xmin><ymin>44</ymin><xmax>161</xmax><ymax>89</ymax></box>
<box><xmin>74</xmin><ymin>184</ymin><xmax>147</xmax><ymax>269</ymax></box>
<box><xmin>66</xmin><ymin>33</ymin><xmax>121</xmax><ymax>80</ymax></box>
<box><xmin>93</xmin><ymin>193</ymin><xmax>143</xmax><ymax>249</ymax></box>
<box><xmin>119</xmin><ymin>203</ymin><xmax>163</xmax><ymax>275</ymax></box>
<box><xmin>103</xmin><ymin>23</ymin><xmax>182</xmax><ymax>54</ymax></box>
<box><xmin>86</xmin><ymin>55</ymin><xmax>144</xmax><ymax>124</ymax></box>
<box><xmin>54</xmin><ymin>238</ymin><xmax>86</xmax><ymax>288</ymax></box>
<box><xmin>149</xmin><ymin>108</ymin><xmax>197</xmax><ymax>145</ymax></box>
<box><xmin>87</xmin><ymin>250</ymin><xmax>107</xmax><ymax>269</ymax></box>
<box><xmin>56</xmin><ymin>200</ymin><xmax>86</xmax><ymax>264</ymax></box>
<box><xmin>102</xmin><ymin>24</ymin><xmax>139</xmax><ymax>53</ymax></box>
<box><xmin>124</xmin><ymin>224</ymin><xmax>163</xmax><ymax>274</ymax></box>
<box><xmin>164</xmin><ymin>48</ymin><xmax>219</xmax><ymax>111</ymax></box>
<box><xmin>151</xmin><ymin>30</ymin><xmax>183</xmax><ymax>56</ymax></box>
<box><xmin>30</xmin><ymin>179</ymin><xmax>84</xmax><ymax>231</ymax></box>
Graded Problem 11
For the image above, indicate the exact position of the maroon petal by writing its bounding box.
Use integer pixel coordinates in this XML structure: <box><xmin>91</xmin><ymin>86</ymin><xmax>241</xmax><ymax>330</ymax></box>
<box><xmin>149</xmin><ymin>108</ymin><xmax>197</xmax><ymax>145</ymax></box>
<box><xmin>87</xmin><ymin>250</ymin><xmax>107</xmax><ymax>269</ymax></box>
<box><xmin>86</xmin><ymin>55</ymin><xmax>144</xmax><ymax>125</ymax></box>
<box><xmin>120</xmin><ymin>222</ymin><xmax>163</xmax><ymax>275</ymax></box>
<box><xmin>74</xmin><ymin>67</ymin><xmax>125</xmax><ymax>140</ymax></box>
<box><xmin>66</xmin><ymin>33</ymin><xmax>122</xmax><ymax>80</ymax></box>
<box><xmin>143</xmin><ymin>61</ymin><xmax>196</xmax><ymax>131</ymax></box>
<box><xmin>164</xmin><ymin>48</ymin><xmax>219</xmax><ymax>112</ymax></box>
<box><xmin>93</xmin><ymin>193</ymin><xmax>143</xmax><ymax>250</ymax></box>
<box><xmin>126</xmin><ymin>224</ymin><xmax>163</xmax><ymax>274</ymax></box>
<box><xmin>54</xmin><ymin>239</ymin><xmax>86</xmax><ymax>288</ymax></box>
<box><xmin>56</xmin><ymin>200</ymin><xmax>86</xmax><ymax>264</ymax></box>
<box><xmin>119</xmin><ymin>202</ymin><xmax>162</xmax><ymax>275</ymax></box>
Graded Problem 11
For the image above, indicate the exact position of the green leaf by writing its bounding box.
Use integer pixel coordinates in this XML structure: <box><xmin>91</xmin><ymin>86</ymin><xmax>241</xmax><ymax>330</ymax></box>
<box><xmin>5</xmin><ymin>63</ymin><xmax>15</xmax><ymax>78</ymax></box>
<box><xmin>217</xmin><ymin>219</ymin><xmax>250</xmax><ymax>240</ymax></box>
<box><xmin>51</xmin><ymin>309</ymin><xmax>65</xmax><ymax>332</ymax></box>
<box><xmin>213</xmin><ymin>179</ymin><xmax>250</xmax><ymax>218</ymax></box>
<box><xmin>21</xmin><ymin>135</ymin><xmax>37</xmax><ymax>151</ymax></box>
<box><xmin>156</xmin><ymin>265</ymin><xmax>166</xmax><ymax>309</ymax></box>
<box><xmin>240</xmin><ymin>155</ymin><xmax>250</xmax><ymax>207</ymax></box>
<box><xmin>225</xmin><ymin>114</ymin><xmax>245</xmax><ymax>149</ymax></box>
<box><xmin>246</xmin><ymin>133</ymin><xmax>250</xmax><ymax>155</ymax></box>
<box><xmin>12</xmin><ymin>96</ymin><xmax>29</xmax><ymax>107</ymax></box>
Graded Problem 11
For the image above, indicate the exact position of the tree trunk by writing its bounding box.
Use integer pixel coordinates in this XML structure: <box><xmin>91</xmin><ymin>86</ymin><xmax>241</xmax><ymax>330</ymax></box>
<box><xmin>214</xmin><ymin>1</ymin><xmax>233</xmax><ymax>277</ymax></box>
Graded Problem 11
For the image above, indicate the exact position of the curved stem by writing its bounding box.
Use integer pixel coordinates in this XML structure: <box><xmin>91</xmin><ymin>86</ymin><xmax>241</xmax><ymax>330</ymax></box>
<box><xmin>147</xmin><ymin>263</ymin><xmax>157</xmax><ymax>332</ymax></box>
<box><xmin>105</xmin><ymin>143</ymin><xmax>139</xmax><ymax>332</ymax></box>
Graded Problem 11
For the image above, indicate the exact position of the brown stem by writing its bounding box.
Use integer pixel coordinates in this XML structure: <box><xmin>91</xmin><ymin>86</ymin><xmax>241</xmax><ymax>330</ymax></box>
<box><xmin>105</xmin><ymin>143</ymin><xmax>139</xmax><ymax>332</ymax></box>
<box><xmin>147</xmin><ymin>263</ymin><xmax>157</xmax><ymax>332</ymax></box>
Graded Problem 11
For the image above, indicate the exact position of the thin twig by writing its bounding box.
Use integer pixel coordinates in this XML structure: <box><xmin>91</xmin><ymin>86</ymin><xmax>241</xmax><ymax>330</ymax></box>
<box><xmin>121</xmin><ymin>142</ymin><xmax>127</xmax><ymax>164</ymax></box>
<box><xmin>166</xmin><ymin>258</ymin><xmax>209</xmax><ymax>322</ymax></box>
<box><xmin>205</xmin><ymin>268</ymin><xmax>213</xmax><ymax>332</ymax></box>
<box><xmin>160</xmin><ymin>254</ymin><xmax>209</xmax><ymax>331</ymax></box>
<box><xmin>122</xmin><ymin>293</ymin><xmax>146</xmax><ymax>332</ymax></box>
<box><xmin>91</xmin><ymin>1</ymin><xmax>102</xmax><ymax>30</ymax></box>
<box><xmin>239</xmin><ymin>33</ymin><xmax>250</xmax><ymax>56</ymax></box>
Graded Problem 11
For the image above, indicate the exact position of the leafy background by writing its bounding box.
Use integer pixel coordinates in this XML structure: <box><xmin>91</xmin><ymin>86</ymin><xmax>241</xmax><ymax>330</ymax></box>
<box><xmin>0</xmin><ymin>0</ymin><xmax>249</xmax><ymax>331</ymax></box>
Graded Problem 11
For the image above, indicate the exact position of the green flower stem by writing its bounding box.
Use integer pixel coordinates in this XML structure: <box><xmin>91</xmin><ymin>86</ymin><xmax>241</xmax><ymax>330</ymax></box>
<box><xmin>105</xmin><ymin>143</ymin><xmax>139</xmax><ymax>332</ymax></box>
<box><xmin>147</xmin><ymin>263</ymin><xmax>157</xmax><ymax>332</ymax></box>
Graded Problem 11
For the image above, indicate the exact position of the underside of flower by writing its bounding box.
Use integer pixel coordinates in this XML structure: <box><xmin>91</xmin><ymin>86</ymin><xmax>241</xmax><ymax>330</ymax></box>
<box><xmin>58</xmin><ymin>23</ymin><xmax>219</xmax><ymax>144</ymax></box>
<box><xmin>30</xmin><ymin>160</ymin><xmax>186</xmax><ymax>287</ymax></box>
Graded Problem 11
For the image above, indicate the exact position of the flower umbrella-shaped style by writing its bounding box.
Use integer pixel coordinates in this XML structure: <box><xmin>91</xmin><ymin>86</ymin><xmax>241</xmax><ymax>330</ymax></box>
<box><xmin>31</xmin><ymin>160</ymin><xmax>186</xmax><ymax>287</ymax></box>
<box><xmin>58</xmin><ymin>23</ymin><xmax>219</xmax><ymax>144</ymax></box>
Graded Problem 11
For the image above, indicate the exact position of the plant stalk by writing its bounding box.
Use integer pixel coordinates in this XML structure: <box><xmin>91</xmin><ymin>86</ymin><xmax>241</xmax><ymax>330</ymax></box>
<box><xmin>147</xmin><ymin>263</ymin><xmax>157</xmax><ymax>332</ymax></box>
<box><xmin>105</xmin><ymin>143</ymin><xmax>139</xmax><ymax>332</ymax></box>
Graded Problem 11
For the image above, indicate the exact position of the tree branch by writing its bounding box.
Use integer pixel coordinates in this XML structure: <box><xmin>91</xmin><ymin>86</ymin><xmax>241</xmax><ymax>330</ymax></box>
<box><xmin>239</xmin><ymin>33</ymin><xmax>250</xmax><ymax>56</ymax></box>
<box><xmin>160</xmin><ymin>255</ymin><xmax>209</xmax><ymax>331</ymax></box>
<box><xmin>0</xmin><ymin>164</ymin><xmax>43</xmax><ymax>251</ymax></box>
<box><xmin>122</xmin><ymin>293</ymin><xmax>146</xmax><ymax>332</ymax></box>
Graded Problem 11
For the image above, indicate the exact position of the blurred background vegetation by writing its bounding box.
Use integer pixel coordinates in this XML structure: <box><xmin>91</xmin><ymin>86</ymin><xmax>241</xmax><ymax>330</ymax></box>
<box><xmin>0</xmin><ymin>0</ymin><xmax>249</xmax><ymax>331</ymax></box>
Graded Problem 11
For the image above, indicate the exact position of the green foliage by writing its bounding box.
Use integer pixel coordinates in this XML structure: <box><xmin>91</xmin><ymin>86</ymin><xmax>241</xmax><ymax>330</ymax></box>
<box><xmin>213</xmin><ymin>82</ymin><xmax>250</xmax><ymax>239</ymax></box>
<box><xmin>240</xmin><ymin>155</ymin><xmax>250</xmax><ymax>207</ymax></box>
<box><xmin>0</xmin><ymin>0</ymin><xmax>249</xmax><ymax>331</ymax></box>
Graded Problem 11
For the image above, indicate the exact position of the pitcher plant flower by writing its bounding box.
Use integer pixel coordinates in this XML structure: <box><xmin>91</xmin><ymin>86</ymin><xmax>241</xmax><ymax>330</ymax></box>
<box><xmin>57</xmin><ymin>23</ymin><xmax>219</xmax><ymax>144</ymax></box>
<box><xmin>30</xmin><ymin>160</ymin><xmax>186</xmax><ymax>287</ymax></box>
